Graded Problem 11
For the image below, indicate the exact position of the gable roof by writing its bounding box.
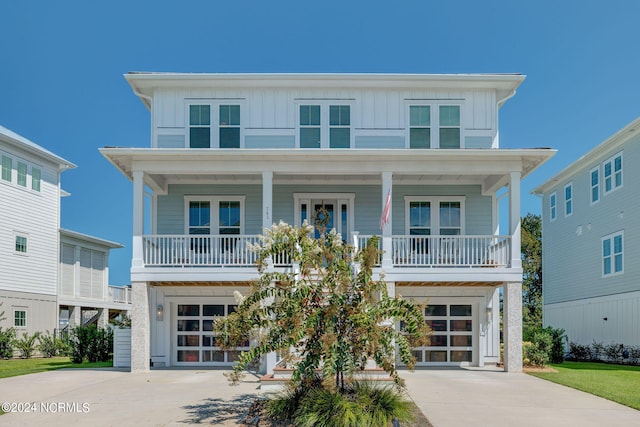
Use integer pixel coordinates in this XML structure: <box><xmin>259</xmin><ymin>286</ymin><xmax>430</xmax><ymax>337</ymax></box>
<box><xmin>532</xmin><ymin>117</ymin><xmax>640</xmax><ymax>194</ymax></box>
<box><xmin>0</xmin><ymin>124</ymin><xmax>76</xmax><ymax>171</ymax></box>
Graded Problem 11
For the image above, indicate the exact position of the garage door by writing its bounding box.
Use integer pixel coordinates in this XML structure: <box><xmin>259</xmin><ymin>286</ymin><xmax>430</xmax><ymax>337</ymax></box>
<box><xmin>410</xmin><ymin>303</ymin><xmax>473</xmax><ymax>365</ymax></box>
<box><xmin>174</xmin><ymin>303</ymin><xmax>249</xmax><ymax>365</ymax></box>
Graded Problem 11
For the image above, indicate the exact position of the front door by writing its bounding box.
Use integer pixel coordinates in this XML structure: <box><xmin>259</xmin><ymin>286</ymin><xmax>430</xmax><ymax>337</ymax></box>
<box><xmin>295</xmin><ymin>194</ymin><xmax>354</xmax><ymax>242</ymax></box>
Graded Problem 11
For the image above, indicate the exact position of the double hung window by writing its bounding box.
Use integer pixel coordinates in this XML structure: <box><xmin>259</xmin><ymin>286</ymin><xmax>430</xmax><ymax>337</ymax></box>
<box><xmin>14</xmin><ymin>310</ymin><xmax>26</xmax><ymax>328</ymax></box>
<box><xmin>298</xmin><ymin>102</ymin><xmax>352</xmax><ymax>148</ymax></box>
<box><xmin>408</xmin><ymin>103</ymin><xmax>461</xmax><ymax>149</ymax></box>
<box><xmin>602</xmin><ymin>231</ymin><xmax>623</xmax><ymax>276</ymax></box>
<box><xmin>603</xmin><ymin>152</ymin><xmax>623</xmax><ymax>194</ymax></box>
<box><xmin>564</xmin><ymin>183</ymin><xmax>573</xmax><ymax>217</ymax></box>
<box><xmin>188</xmin><ymin>103</ymin><xmax>242</xmax><ymax>148</ymax></box>
<box><xmin>590</xmin><ymin>167</ymin><xmax>599</xmax><ymax>204</ymax></box>
<box><xmin>550</xmin><ymin>192</ymin><xmax>557</xmax><ymax>221</ymax></box>
<box><xmin>1</xmin><ymin>155</ymin><xmax>11</xmax><ymax>182</ymax></box>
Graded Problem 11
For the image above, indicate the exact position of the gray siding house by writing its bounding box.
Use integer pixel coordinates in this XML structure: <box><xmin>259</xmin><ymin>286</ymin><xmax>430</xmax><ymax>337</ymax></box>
<box><xmin>533</xmin><ymin>117</ymin><xmax>640</xmax><ymax>347</ymax></box>
<box><xmin>101</xmin><ymin>72</ymin><xmax>555</xmax><ymax>374</ymax></box>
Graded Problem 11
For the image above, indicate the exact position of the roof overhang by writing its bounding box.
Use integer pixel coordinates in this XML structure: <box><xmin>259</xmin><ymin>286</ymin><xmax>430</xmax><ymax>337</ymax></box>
<box><xmin>532</xmin><ymin>117</ymin><xmax>640</xmax><ymax>195</ymax></box>
<box><xmin>101</xmin><ymin>148</ymin><xmax>555</xmax><ymax>195</ymax></box>
<box><xmin>60</xmin><ymin>228</ymin><xmax>124</xmax><ymax>249</ymax></box>
<box><xmin>125</xmin><ymin>72</ymin><xmax>526</xmax><ymax>110</ymax></box>
<box><xmin>0</xmin><ymin>125</ymin><xmax>76</xmax><ymax>171</ymax></box>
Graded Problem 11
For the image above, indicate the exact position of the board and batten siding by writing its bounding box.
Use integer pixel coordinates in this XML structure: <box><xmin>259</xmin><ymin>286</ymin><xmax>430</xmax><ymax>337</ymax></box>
<box><xmin>544</xmin><ymin>291</ymin><xmax>640</xmax><ymax>346</ymax></box>
<box><xmin>542</xmin><ymin>133</ymin><xmax>640</xmax><ymax>305</ymax></box>
<box><xmin>0</xmin><ymin>144</ymin><xmax>60</xmax><ymax>297</ymax></box>
<box><xmin>155</xmin><ymin>184</ymin><xmax>493</xmax><ymax>238</ymax></box>
<box><xmin>152</xmin><ymin>87</ymin><xmax>497</xmax><ymax>149</ymax></box>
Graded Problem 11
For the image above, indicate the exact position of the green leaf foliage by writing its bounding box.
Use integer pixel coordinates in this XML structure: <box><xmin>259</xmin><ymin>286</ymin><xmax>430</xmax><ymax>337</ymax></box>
<box><xmin>215</xmin><ymin>221</ymin><xmax>430</xmax><ymax>390</ymax></box>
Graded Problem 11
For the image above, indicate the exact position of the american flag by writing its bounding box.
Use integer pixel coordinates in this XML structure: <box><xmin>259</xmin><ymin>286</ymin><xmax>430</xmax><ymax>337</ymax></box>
<box><xmin>380</xmin><ymin>188</ymin><xmax>391</xmax><ymax>231</ymax></box>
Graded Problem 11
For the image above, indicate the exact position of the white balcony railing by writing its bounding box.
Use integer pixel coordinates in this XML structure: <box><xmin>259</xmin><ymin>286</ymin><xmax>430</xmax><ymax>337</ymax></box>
<box><xmin>108</xmin><ymin>285</ymin><xmax>132</xmax><ymax>304</ymax></box>
<box><xmin>142</xmin><ymin>234</ymin><xmax>511</xmax><ymax>268</ymax></box>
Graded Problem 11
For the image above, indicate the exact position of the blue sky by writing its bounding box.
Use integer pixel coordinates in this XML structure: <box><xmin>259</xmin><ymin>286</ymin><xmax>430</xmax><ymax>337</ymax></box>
<box><xmin>1</xmin><ymin>1</ymin><xmax>639</xmax><ymax>286</ymax></box>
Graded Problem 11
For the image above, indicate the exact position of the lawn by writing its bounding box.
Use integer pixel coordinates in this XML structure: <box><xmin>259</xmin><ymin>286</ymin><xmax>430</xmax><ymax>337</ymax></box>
<box><xmin>0</xmin><ymin>356</ymin><xmax>112</xmax><ymax>379</ymax></box>
<box><xmin>528</xmin><ymin>361</ymin><xmax>640</xmax><ymax>410</ymax></box>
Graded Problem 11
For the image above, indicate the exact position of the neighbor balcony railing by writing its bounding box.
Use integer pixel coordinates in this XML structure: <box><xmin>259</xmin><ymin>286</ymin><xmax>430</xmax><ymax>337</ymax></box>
<box><xmin>108</xmin><ymin>285</ymin><xmax>132</xmax><ymax>304</ymax></box>
<box><xmin>142</xmin><ymin>234</ymin><xmax>510</xmax><ymax>268</ymax></box>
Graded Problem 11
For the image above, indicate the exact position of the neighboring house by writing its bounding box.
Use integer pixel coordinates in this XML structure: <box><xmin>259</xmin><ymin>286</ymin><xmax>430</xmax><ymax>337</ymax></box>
<box><xmin>533</xmin><ymin>117</ymin><xmax>640</xmax><ymax>348</ymax></box>
<box><xmin>101</xmin><ymin>72</ymin><xmax>555</xmax><ymax>373</ymax></box>
<box><xmin>58</xmin><ymin>229</ymin><xmax>130</xmax><ymax>331</ymax></box>
<box><xmin>0</xmin><ymin>125</ymin><xmax>75</xmax><ymax>336</ymax></box>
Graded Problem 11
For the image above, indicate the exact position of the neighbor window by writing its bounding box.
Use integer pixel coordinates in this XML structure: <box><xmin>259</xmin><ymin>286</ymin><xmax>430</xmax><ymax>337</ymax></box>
<box><xmin>603</xmin><ymin>152</ymin><xmax>623</xmax><ymax>194</ymax></box>
<box><xmin>17</xmin><ymin>162</ymin><xmax>27</xmax><ymax>187</ymax></box>
<box><xmin>14</xmin><ymin>310</ymin><xmax>26</xmax><ymax>328</ymax></box>
<box><xmin>590</xmin><ymin>167</ymin><xmax>599</xmax><ymax>204</ymax></box>
<box><xmin>1</xmin><ymin>155</ymin><xmax>11</xmax><ymax>182</ymax></box>
<box><xmin>15</xmin><ymin>235</ymin><xmax>27</xmax><ymax>253</ymax></box>
<box><xmin>31</xmin><ymin>167</ymin><xmax>41</xmax><ymax>192</ymax></box>
<box><xmin>550</xmin><ymin>192</ymin><xmax>557</xmax><ymax>221</ymax></box>
<box><xmin>407</xmin><ymin>103</ymin><xmax>461</xmax><ymax>149</ymax></box>
<box><xmin>298</xmin><ymin>103</ymin><xmax>352</xmax><ymax>148</ymax></box>
<box><xmin>602</xmin><ymin>231</ymin><xmax>623</xmax><ymax>276</ymax></box>
<box><xmin>564</xmin><ymin>183</ymin><xmax>573</xmax><ymax>217</ymax></box>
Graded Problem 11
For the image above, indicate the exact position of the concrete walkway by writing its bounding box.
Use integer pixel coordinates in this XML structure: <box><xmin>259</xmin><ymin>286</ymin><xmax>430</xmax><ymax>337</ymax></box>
<box><xmin>0</xmin><ymin>366</ymin><xmax>638</xmax><ymax>426</ymax></box>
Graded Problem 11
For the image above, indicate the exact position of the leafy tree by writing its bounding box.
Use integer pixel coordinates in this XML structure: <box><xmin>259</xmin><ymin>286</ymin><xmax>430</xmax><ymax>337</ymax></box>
<box><xmin>0</xmin><ymin>303</ymin><xmax>16</xmax><ymax>359</ymax></box>
<box><xmin>215</xmin><ymin>221</ymin><xmax>430</xmax><ymax>391</ymax></box>
<box><xmin>521</xmin><ymin>213</ymin><xmax>542</xmax><ymax>330</ymax></box>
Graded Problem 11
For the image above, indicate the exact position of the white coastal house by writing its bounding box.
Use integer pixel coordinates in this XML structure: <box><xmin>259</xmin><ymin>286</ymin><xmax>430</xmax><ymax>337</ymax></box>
<box><xmin>101</xmin><ymin>72</ymin><xmax>555</xmax><ymax>374</ymax></box>
<box><xmin>0</xmin><ymin>124</ymin><xmax>130</xmax><ymax>341</ymax></box>
<box><xmin>533</xmin><ymin>117</ymin><xmax>640</xmax><ymax>348</ymax></box>
<box><xmin>0</xmin><ymin>125</ymin><xmax>75</xmax><ymax>336</ymax></box>
<box><xmin>58</xmin><ymin>229</ymin><xmax>130</xmax><ymax>331</ymax></box>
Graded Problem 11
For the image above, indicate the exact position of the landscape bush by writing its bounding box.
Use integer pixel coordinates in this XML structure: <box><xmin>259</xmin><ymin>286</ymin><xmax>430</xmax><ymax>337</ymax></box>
<box><xmin>14</xmin><ymin>332</ymin><xmax>41</xmax><ymax>359</ymax></box>
<box><xmin>522</xmin><ymin>326</ymin><xmax>565</xmax><ymax>367</ymax></box>
<box><xmin>0</xmin><ymin>327</ymin><xmax>15</xmax><ymax>359</ymax></box>
<box><xmin>38</xmin><ymin>331</ymin><xmax>70</xmax><ymax>358</ymax></box>
<box><xmin>568</xmin><ymin>341</ymin><xmax>640</xmax><ymax>365</ymax></box>
<box><xmin>70</xmin><ymin>325</ymin><xmax>113</xmax><ymax>363</ymax></box>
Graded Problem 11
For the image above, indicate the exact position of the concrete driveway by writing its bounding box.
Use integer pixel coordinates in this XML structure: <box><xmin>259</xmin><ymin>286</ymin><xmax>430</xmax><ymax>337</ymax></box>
<box><xmin>0</xmin><ymin>366</ymin><xmax>638</xmax><ymax>426</ymax></box>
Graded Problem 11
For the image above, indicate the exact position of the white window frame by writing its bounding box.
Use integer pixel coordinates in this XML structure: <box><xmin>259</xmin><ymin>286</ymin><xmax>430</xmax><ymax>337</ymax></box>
<box><xmin>293</xmin><ymin>193</ymin><xmax>356</xmax><ymax>238</ymax></box>
<box><xmin>13</xmin><ymin>309</ymin><xmax>27</xmax><ymax>328</ymax></box>
<box><xmin>14</xmin><ymin>233</ymin><xmax>28</xmax><ymax>254</ymax></box>
<box><xmin>403</xmin><ymin>196</ymin><xmax>466</xmax><ymax>235</ymax></box>
<box><xmin>16</xmin><ymin>161</ymin><xmax>27</xmax><ymax>187</ymax></box>
<box><xmin>405</xmin><ymin>101</ymin><xmax>464</xmax><ymax>149</ymax></box>
<box><xmin>590</xmin><ymin>166</ymin><xmax>600</xmax><ymax>205</ymax></box>
<box><xmin>31</xmin><ymin>166</ymin><xmax>41</xmax><ymax>192</ymax></box>
<box><xmin>602</xmin><ymin>231</ymin><xmax>623</xmax><ymax>277</ymax></box>
<box><xmin>1</xmin><ymin>154</ymin><xmax>12</xmax><ymax>182</ymax></box>
<box><xmin>295</xmin><ymin>100</ymin><xmax>355</xmax><ymax>149</ymax></box>
<box><xmin>183</xmin><ymin>196</ymin><xmax>246</xmax><ymax>235</ymax></box>
<box><xmin>564</xmin><ymin>183</ymin><xmax>573</xmax><ymax>217</ymax></box>
<box><xmin>185</xmin><ymin>100</ymin><xmax>245</xmax><ymax>149</ymax></box>
<box><xmin>603</xmin><ymin>152</ymin><xmax>623</xmax><ymax>195</ymax></box>
<box><xmin>549</xmin><ymin>192</ymin><xmax>557</xmax><ymax>221</ymax></box>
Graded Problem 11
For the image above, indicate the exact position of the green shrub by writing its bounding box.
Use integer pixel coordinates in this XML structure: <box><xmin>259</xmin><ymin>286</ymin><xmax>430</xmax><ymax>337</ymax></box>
<box><xmin>523</xmin><ymin>326</ymin><xmax>565</xmax><ymax>366</ymax></box>
<box><xmin>37</xmin><ymin>331</ymin><xmax>69</xmax><ymax>358</ymax></box>
<box><xmin>70</xmin><ymin>325</ymin><xmax>113</xmax><ymax>363</ymax></box>
<box><xmin>604</xmin><ymin>343</ymin><xmax>624</xmax><ymax>363</ymax></box>
<box><xmin>14</xmin><ymin>332</ymin><xmax>40</xmax><ymax>359</ymax></box>
<box><xmin>0</xmin><ymin>327</ymin><xmax>15</xmax><ymax>359</ymax></box>
<box><xmin>590</xmin><ymin>341</ymin><xmax>604</xmax><ymax>361</ymax></box>
<box><xmin>267</xmin><ymin>381</ymin><xmax>413</xmax><ymax>427</ymax></box>
<box><xmin>568</xmin><ymin>342</ymin><xmax>590</xmax><ymax>361</ymax></box>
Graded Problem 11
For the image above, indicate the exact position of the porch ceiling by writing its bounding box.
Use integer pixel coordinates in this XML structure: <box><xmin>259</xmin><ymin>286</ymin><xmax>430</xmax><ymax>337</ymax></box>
<box><xmin>150</xmin><ymin>281</ymin><xmax>253</xmax><ymax>287</ymax></box>
<box><xmin>397</xmin><ymin>281</ymin><xmax>502</xmax><ymax>287</ymax></box>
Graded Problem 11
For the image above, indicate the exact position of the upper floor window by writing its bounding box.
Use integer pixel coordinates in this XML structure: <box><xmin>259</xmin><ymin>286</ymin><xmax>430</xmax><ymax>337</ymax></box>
<box><xmin>297</xmin><ymin>102</ymin><xmax>352</xmax><ymax>148</ymax></box>
<box><xmin>185</xmin><ymin>196</ymin><xmax>245</xmax><ymax>235</ymax></box>
<box><xmin>17</xmin><ymin>161</ymin><xmax>27</xmax><ymax>187</ymax></box>
<box><xmin>14</xmin><ymin>310</ymin><xmax>27</xmax><ymax>328</ymax></box>
<box><xmin>15</xmin><ymin>235</ymin><xmax>27</xmax><ymax>253</ymax></box>
<box><xmin>549</xmin><ymin>192</ymin><xmax>557</xmax><ymax>221</ymax></box>
<box><xmin>407</xmin><ymin>103</ymin><xmax>461</xmax><ymax>149</ymax></box>
<box><xmin>590</xmin><ymin>167</ymin><xmax>599</xmax><ymax>204</ymax></box>
<box><xmin>602</xmin><ymin>231</ymin><xmax>623</xmax><ymax>276</ymax></box>
<box><xmin>31</xmin><ymin>167</ymin><xmax>41</xmax><ymax>192</ymax></box>
<box><xmin>603</xmin><ymin>152</ymin><xmax>622</xmax><ymax>194</ymax></box>
<box><xmin>188</xmin><ymin>103</ymin><xmax>241</xmax><ymax>148</ymax></box>
<box><xmin>564</xmin><ymin>183</ymin><xmax>573</xmax><ymax>217</ymax></box>
<box><xmin>1</xmin><ymin>155</ymin><xmax>11</xmax><ymax>182</ymax></box>
<box><xmin>406</xmin><ymin>196</ymin><xmax>464</xmax><ymax>236</ymax></box>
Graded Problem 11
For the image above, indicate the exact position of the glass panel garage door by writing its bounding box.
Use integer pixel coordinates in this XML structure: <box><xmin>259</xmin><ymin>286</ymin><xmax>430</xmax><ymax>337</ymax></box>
<box><xmin>409</xmin><ymin>303</ymin><xmax>473</xmax><ymax>365</ymax></box>
<box><xmin>175</xmin><ymin>303</ymin><xmax>249</xmax><ymax>365</ymax></box>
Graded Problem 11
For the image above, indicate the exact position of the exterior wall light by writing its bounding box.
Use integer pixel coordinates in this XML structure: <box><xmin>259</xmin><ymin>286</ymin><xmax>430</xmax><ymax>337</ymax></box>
<box><xmin>156</xmin><ymin>304</ymin><xmax>164</xmax><ymax>321</ymax></box>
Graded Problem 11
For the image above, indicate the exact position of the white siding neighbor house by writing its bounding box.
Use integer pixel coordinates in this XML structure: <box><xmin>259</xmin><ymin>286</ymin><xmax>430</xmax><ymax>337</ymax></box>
<box><xmin>58</xmin><ymin>229</ymin><xmax>130</xmax><ymax>331</ymax></box>
<box><xmin>0</xmin><ymin>125</ymin><xmax>75</xmax><ymax>336</ymax></box>
<box><xmin>101</xmin><ymin>73</ymin><xmax>555</xmax><ymax>374</ymax></box>
<box><xmin>533</xmin><ymin>117</ymin><xmax>640</xmax><ymax>348</ymax></box>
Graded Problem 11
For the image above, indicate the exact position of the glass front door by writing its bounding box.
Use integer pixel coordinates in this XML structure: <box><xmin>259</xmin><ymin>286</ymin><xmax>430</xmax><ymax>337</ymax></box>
<box><xmin>300</xmin><ymin>199</ymin><xmax>349</xmax><ymax>240</ymax></box>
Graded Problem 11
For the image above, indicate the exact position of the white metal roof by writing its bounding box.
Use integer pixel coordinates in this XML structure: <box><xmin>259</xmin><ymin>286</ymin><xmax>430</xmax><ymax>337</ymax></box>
<box><xmin>0</xmin><ymin>124</ymin><xmax>76</xmax><ymax>171</ymax></box>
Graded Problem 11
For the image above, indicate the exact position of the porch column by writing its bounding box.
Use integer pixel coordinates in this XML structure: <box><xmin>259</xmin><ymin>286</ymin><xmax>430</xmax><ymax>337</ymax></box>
<box><xmin>262</xmin><ymin>172</ymin><xmax>277</xmax><ymax>373</ymax></box>
<box><xmin>503</xmin><ymin>281</ymin><xmax>523</xmax><ymax>372</ymax></box>
<box><xmin>97</xmin><ymin>308</ymin><xmax>109</xmax><ymax>328</ymax></box>
<box><xmin>68</xmin><ymin>306</ymin><xmax>82</xmax><ymax>329</ymax></box>
<box><xmin>509</xmin><ymin>171</ymin><xmax>521</xmax><ymax>269</ymax></box>
<box><xmin>131</xmin><ymin>281</ymin><xmax>150</xmax><ymax>372</ymax></box>
<box><xmin>381</xmin><ymin>171</ymin><xmax>393</xmax><ymax>269</ymax></box>
<box><xmin>132</xmin><ymin>171</ymin><xmax>145</xmax><ymax>268</ymax></box>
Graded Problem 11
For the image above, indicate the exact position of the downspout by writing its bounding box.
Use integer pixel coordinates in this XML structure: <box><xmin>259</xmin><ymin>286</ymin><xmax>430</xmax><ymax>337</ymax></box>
<box><xmin>495</xmin><ymin>87</ymin><xmax>518</xmax><ymax>148</ymax></box>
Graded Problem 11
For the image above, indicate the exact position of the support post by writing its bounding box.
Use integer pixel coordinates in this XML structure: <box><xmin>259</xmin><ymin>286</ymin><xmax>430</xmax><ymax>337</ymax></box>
<box><xmin>131</xmin><ymin>281</ymin><xmax>150</xmax><ymax>372</ymax></box>
<box><xmin>132</xmin><ymin>171</ymin><xmax>145</xmax><ymax>268</ymax></box>
<box><xmin>509</xmin><ymin>171</ymin><xmax>521</xmax><ymax>269</ymax></box>
<box><xmin>69</xmin><ymin>306</ymin><xmax>82</xmax><ymax>329</ymax></box>
<box><xmin>503</xmin><ymin>282</ymin><xmax>523</xmax><ymax>372</ymax></box>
